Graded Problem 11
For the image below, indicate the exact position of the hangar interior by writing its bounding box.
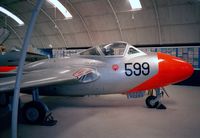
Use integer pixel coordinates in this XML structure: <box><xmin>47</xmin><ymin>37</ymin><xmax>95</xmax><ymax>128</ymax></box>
<box><xmin>1</xmin><ymin>0</ymin><xmax>200</xmax><ymax>48</ymax></box>
<box><xmin>0</xmin><ymin>0</ymin><xmax>200</xmax><ymax>138</ymax></box>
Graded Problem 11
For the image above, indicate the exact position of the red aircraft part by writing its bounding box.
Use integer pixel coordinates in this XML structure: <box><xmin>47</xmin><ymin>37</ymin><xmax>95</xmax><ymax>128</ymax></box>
<box><xmin>0</xmin><ymin>66</ymin><xmax>16</xmax><ymax>72</ymax></box>
<box><xmin>128</xmin><ymin>52</ymin><xmax>194</xmax><ymax>92</ymax></box>
<box><xmin>112</xmin><ymin>64</ymin><xmax>119</xmax><ymax>71</ymax></box>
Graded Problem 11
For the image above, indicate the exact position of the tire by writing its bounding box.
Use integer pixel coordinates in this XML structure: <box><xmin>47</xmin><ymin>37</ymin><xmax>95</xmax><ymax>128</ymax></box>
<box><xmin>22</xmin><ymin>101</ymin><xmax>46</xmax><ymax>124</ymax></box>
<box><xmin>145</xmin><ymin>96</ymin><xmax>159</xmax><ymax>108</ymax></box>
<box><xmin>0</xmin><ymin>94</ymin><xmax>9</xmax><ymax>107</ymax></box>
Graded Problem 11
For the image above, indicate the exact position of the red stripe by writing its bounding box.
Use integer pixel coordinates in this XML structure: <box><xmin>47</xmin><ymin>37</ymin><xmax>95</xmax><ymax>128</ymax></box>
<box><xmin>0</xmin><ymin>66</ymin><xmax>17</xmax><ymax>72</ymax></box>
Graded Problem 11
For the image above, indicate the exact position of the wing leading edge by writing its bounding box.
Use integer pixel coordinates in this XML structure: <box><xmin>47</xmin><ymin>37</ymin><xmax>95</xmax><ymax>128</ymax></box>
<box><xmin>0</xmin><ymin>67</ymin><xmax>99</xmax><ymax>93</ymax></box>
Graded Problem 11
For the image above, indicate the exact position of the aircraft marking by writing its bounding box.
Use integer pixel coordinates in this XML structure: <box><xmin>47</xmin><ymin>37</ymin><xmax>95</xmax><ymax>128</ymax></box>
<box><xmin>125</xmin><ymin>62</ymin><xmax>150</xmax><ymax>76</ymax></box>
<box><xmin>112</xmin><ymin>64</ymin><xmax>119</xmax><ymax>71</ymax></box>
<box><xmin>73</xmin><ymin>68</ymin><xmax>93</xmax><ymax>79</ymax></box>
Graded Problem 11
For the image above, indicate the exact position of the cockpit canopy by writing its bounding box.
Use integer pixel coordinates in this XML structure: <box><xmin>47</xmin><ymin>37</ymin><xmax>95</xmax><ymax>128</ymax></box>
<box><xmin>99</xmin><ymin>42</ymin><xmax>126</xmax><ymax>56</ymax></box>
<box><xmin>79</xmin><ymin>42</ymin><xmax>145</xmax><ymax>57</ymax></box>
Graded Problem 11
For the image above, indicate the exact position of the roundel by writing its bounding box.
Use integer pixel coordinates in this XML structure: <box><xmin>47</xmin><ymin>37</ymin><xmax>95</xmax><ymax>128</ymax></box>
<box><xmin>112</xmin><ymin>64</ymin><xmax>119</xmax><ymax>71</ymax></box>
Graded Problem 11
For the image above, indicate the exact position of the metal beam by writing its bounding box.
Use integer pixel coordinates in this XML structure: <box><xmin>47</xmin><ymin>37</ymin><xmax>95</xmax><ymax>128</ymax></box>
<box><xmin>0</xmin><ymin>19</ymin><xmax>23</xmax><ymax>44</ymax></box>
<box><xmin>152</xmin><ymin>0</ymin><xmax>162</xmax><ymax>44</ymax></box>
<box><xmin>11</xmin><ymin>1</ymin><xmax>44</xmax><ymax>138</ymax></box>
<box><xmin>107</xmin><ymin>0</ymin><xmax>123</xmax><ymax>41</ymax></box>
<box><xmin>0</xmin><ymin>4</ymin><xmax>39</xmax><ymax>48</ymax></box>
<box><xmin>66</xmin><ymin>0</ymin><xmax>94</xmax><ymax>46</ymax></box>
<box><xmin>27</xmin><ymin>0</ymin><xmax>68</xmax><ymax>48</ymax></box>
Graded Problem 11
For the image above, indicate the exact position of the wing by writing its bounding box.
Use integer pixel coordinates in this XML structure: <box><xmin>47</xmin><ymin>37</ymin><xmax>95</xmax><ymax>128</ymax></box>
<box><xmin>0</xmin><ymin>67</ymin><xmax>100</xmax><ymax>93</ymax></box>
<box><xmin>0</xmin><ymin>72</ymin><xmax>17</xmax><ymax>78</ymax></box>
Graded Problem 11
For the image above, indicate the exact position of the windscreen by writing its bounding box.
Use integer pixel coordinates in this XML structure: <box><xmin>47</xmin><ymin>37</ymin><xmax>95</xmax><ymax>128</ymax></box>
<box><xmin>99</xmin><ymin>42</ymin><xmax>127</xmax><ymax>56</ymax></box>
<box><xmin>79</xmin><ymin>47</ymin><xmax>100</xmax><ymax>56</ymax></box>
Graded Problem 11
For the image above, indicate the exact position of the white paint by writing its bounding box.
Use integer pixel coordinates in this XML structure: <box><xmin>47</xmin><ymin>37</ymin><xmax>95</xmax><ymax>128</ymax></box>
<box><xmin>30</xmin><ymin>61</ymin><xmax>45</xmax><ymax>67</ymax></box>
<box><xmin>25</xmin><ymin>77</ymin><xmax>57</xmax><ymax>84</ymax></box>
<box><xmin>59</xmin><ymin>70</ymin><xmax>70</xmax><ymax>74</ymax></box>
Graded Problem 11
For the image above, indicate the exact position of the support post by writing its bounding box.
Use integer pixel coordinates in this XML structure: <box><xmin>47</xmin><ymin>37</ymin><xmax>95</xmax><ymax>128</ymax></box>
<box><xmin>11</xmin><ymin>1</ymin><xmax>44</xmax><ymax>138</ymax></box>
<box><xmin>32</xmin><ymin>88</ymin><xmax>39</xmax><ymax>101</ymax></box>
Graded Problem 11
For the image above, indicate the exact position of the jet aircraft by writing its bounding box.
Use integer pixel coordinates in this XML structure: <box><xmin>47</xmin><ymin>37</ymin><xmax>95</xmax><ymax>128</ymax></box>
<box><xmin>0</xmin><ymin>42</ymin><xmax>194</xmax><ymax>125</ymax></box>
<box><xmin>0</xmin><ymin>47</ymin><xmax>48</xmax><ymax>73</ymax></box>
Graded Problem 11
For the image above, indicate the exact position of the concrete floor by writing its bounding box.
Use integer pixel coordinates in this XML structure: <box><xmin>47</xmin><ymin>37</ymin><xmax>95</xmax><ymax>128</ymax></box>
<box><xmin>0</xmin><ymin>85</ymin><xmax>200</xmax><ymax>138</ymax></box>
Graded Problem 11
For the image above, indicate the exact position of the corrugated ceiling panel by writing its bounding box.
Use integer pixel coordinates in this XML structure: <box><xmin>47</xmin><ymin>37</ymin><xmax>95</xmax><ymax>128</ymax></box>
<box><xmin>92</xmin><ymin>30</ymin><xmax>121</xmax><ymax>45</ymax></box>
<box><xmin>35</xmin><ymin>22</ymin><xmax>58</xmax><ymax>35</ymax></box>
<box><xmin>136</xmin><ymin>27</ymin><xmax>159</xmax><ymax>44</ymax></box>
<box><xmin>163</xmin><ymin>24</ymin><xmax>200</xmax><ymax>43</ymax></box>
<box><xmin>85</xmin><ymin>14</ymin><xmax>118</xmax><ymax>31</ymax></box>
<box><xmin>122</xmin><ymin>29</ymin><xmax>137</xmax><ymax>44</ymax></box>
<box><xmin>168</xmin><ymin>4</ymin><xmax>198</xmax><ymax>25</ymax></box>
<box><xmin>132</xmin><ymin>9</ymin><xmax>156</xmax><ymax>28</ymax></box>
<box><xmin>73</xmin><ymin>0</ymin><xmax>111</xmax><ymax>17</ymax></box>
<box><xmin>4</xmin><ymin>38</ymin><xmax>21</xmax><ymax>48</ymax></box>
<box><xmin>55</xmin><ymin>18</ymin><xmax>86</xmax><ymax>34</ymax></box>
<box><xmin>64</xmin><ymin>32</ymin><xmax>90</xmax><ymax>47</ymax></box>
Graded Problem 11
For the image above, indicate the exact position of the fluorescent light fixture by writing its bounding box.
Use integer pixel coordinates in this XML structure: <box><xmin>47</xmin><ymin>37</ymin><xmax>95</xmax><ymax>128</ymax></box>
<box><xmin>47</xmin><ymin>0</ymin><xmax>72</xmax><ymax>19</ymax></box>
<box><xmin>129</xmin><ymin>0</ymin><xmax>142</xmax><ymax>11</ymax></box>
<box><xmin>0</xmin><ymin>6</ymin><xmax>24</xmax><ymax>26</ymax></box>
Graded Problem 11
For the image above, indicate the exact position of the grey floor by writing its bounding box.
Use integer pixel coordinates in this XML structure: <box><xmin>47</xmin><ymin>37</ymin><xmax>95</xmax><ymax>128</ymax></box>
<box><xmin>1</xmin><ymin>85</ymin><xmax>200</xmax><ymax>138</ymax></box>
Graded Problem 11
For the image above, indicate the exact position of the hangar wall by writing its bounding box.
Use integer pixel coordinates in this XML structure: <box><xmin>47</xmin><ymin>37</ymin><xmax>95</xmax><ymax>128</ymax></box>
<box><xmin>1</xmin><ymin>0</ymin><xmax>200</xmax><ymax>49</ymax></box>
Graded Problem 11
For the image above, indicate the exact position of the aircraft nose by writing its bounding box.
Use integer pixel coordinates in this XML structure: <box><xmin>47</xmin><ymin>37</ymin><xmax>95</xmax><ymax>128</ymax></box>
<box><xmin>157</xmin><ymin>52</ymin><xmax>194</xmax><ymax>85</ymax></box>
<box><xmin>128</xmin><ymin>52</ymin><xmax>194</xmax><ymax>92</ymax></box>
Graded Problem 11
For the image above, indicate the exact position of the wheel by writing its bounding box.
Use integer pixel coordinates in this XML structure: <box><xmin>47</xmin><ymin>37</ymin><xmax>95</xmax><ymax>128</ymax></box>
<box><xmin>22</xmin><ymin>101</ymin><xmax>47</xmax><ymax>124</ymax></box>
<box><xmin>0</xmin><ymin>94</ymin><xmax>9</xmax><ymax>107</ymax></box>
<box><xmin>145</xmin><ymin>96</ymin><xmax>159</xmax><ymax>108</ymax></box>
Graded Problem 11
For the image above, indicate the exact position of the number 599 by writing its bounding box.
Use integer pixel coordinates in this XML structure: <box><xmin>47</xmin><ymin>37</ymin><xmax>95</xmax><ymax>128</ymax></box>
<box><xmin>125</xmin><ymin>62</ymin><xmax>150</xmax><ymax>76</ymax></box>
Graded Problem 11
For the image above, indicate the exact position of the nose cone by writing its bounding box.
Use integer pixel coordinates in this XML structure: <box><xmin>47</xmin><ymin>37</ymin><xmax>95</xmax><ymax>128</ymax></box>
<box><xmin>128</xmin><ymin>52</ymin><xmax>194</xmax><ymax>93</ymax></box>
<box><xmin>157</xmin><ymin>52</ymin><xmax>194</xmax><ymax>85</ymax></box>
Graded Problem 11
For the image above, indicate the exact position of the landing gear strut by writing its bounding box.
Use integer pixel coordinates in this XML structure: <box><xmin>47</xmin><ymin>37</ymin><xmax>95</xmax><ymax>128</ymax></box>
<box><xmin>145</xmin><ymin>88</ymin><xmax>167</xmax><ymax>109</ymax></box>
<box><xmin>21</xmin><ymin>89</ymin><xmax>57</xmax><ymax>126</ymax></box>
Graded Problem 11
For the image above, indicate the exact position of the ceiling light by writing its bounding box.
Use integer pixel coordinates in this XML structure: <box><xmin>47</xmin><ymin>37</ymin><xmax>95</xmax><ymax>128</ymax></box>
<box><xmin>129</xmin><ymin>0</ymin><xmax>142</xmax><ymax>11</ymax></box>
<box><xmin>49</xmin><ymin>44</ymin><xmax>53</xmax><ymax>48</ymax></box>
<box><xmin>0</xmin><ymin>6</ymin><xmax>24</xmax><ymax>26</ymax></box>
<box><xmin>47</xmin><ymin>0</ymin><xmax>72</xmax><ymax>19</ymax></box>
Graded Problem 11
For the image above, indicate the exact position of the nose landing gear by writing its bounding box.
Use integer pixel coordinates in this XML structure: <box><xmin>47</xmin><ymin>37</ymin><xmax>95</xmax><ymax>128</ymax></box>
<box><xmin>145</xmin><ymin>87</ymin><xmax>168</xmax><ymax>109</ymax></box>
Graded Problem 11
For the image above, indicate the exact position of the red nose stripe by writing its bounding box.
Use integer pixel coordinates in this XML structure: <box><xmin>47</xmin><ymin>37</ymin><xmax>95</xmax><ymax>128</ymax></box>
<box><xmin>0</xmin><ymin>66</ymin><xmax>16</xmax><ymax>72</ymax></box>
<box><xmin>128</xmin><ymin>52</ymin><xmax>194</xmax><ymax>92</ymax></box>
